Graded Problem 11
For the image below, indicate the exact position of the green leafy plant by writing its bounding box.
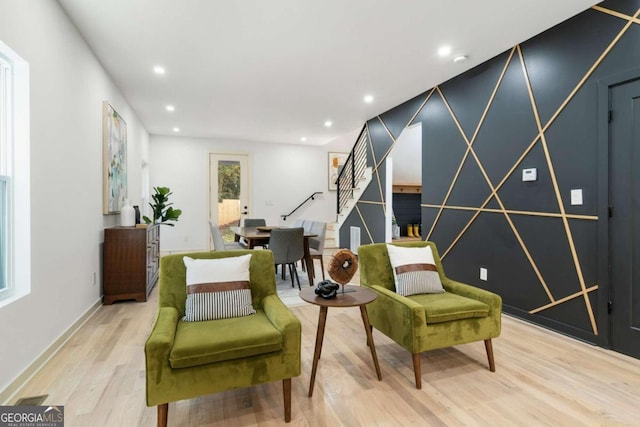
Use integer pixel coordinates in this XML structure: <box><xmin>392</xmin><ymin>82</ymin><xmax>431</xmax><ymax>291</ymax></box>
<box><xmin>143</xmin><ymin>186</ymin><xmax>182</xmax><ymax>226</ymax></box>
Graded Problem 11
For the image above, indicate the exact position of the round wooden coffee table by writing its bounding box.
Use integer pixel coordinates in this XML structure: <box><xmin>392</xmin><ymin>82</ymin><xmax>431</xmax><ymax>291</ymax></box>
<box><xmin>299</xmin><ymin>285</ymin><xmax>382</xmax><ymax>397</ymax></box>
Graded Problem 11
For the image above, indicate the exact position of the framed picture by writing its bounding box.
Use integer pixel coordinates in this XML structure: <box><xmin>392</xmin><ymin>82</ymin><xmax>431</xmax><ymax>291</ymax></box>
<box><xmin>102</xmin><ymin>101</ymin><xmax>127</xmax><ymax>214</ymax></box>
<box><xmin>328</xmin><ymin>152</ymin><xmax>348</xmax><ymax>191</ymax></box>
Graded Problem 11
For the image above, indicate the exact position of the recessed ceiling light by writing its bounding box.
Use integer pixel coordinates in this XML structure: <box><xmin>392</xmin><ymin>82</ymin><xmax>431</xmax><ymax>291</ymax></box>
<box><xmin>300</xmin><ymin>137</ymin><xmax>307</xmax><ymax>142</ymax></box>
<box><xmin>437</xmin><ymin>46</ymin><xmax>452</xmax><ymax>57</ymax></box>
<box><xmin>166</xmin><ymin>105</ymin><xmax>175</xmax><ymax>112</ymax></box>
<box><xmin>153</xmin><ymin>65</ymin><xmax>166</xmax><ymax>75</ymax></box>
<box><xmin>453</xmin><ymin>55</ymin><xmax>468</xmax><ymax>63</ymax></box>
<box><xmin>324</xmin><ymin>120</ymin><xmax>332</xmax><ymax>128</ymax></box>
<box><xmin>172</xmin><ymin>127</ymin><xmax>180</xmax><ymax>132</ymax></box>
<box><xmin>364</xmin><ymin>94</ymin><xmax>374</xmax><ymax>103</ymax></box>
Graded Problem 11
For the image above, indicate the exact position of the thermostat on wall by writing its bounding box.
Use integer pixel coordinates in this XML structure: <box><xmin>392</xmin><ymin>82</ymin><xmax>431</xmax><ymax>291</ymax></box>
<box><xmin>522</xmin><ymin>168</ymin><xmax>537</xmax><ymax>182</ymax></box>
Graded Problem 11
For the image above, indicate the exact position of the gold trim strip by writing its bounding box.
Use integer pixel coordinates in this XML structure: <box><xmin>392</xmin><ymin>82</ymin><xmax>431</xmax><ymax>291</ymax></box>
<box><xmin>375</xmin><ymin>115</ymin><xmax>397</xmax><ymax>170</ymax></box>
<box><xmin>422</xmin><ymin>204</ymin><xmax>598</xmax><ymax>221</ymax></box>
<box><xmin>592</xmin><ymin>5</ymin><xmax>640</xmax><ymax>24</ymax></box>
<box><xmin>529</xmin><ymin>285</ymin><xmax>598</xmax><ymax>314</ymax></box>
<box><xmin>438</xmin><ymin>81</ymin><xmax>554</xmax><ymax>302</ymax></box>
<box><xmin>518</xmin><ymin>44</ymin><xmax>596</xmax><ymax>333</ymax></box>
<box><xmin>427</xmin><ymin>47</ymin><xmax>517</xmax><ymax>241</ymax></box>
<box><xmin>358</xmin><ymin>200</ymin><xmax>386</xmax><ymax>206</ymax></box>
<box><xmin>405</xmin><ymin>89</ymin><xmax>435</xmax><ymax>130</ymax></box>
<box><xmin>355</xmin><ymin>204</ymin><xmax>375</xmax><ymax>244</ymax></box>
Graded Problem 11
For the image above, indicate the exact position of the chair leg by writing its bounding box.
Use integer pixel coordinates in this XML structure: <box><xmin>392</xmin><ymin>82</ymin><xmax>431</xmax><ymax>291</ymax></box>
<box><xmin>281</xmin><ymin>264</ymin><xmax>286</xmax><ymax>280</ymax></box>
<box><xmin>292</xmin><ymin>264</ymin><xmax>301</xmax><ymax>290</ymax></box>
<box><xmin>485</xmin><ymin>339</ymin><xmax>496</xmax><ymax>372</ymax></box>
<box><xmin>319</xmin><ymin>256</ymin><xmax>325</xmax><ymax>280</ymax></box>
<box><xmin>412</xmin><ymin>353</ymin><xmax>422</xmax><ymax>389</ymax></box>
<box><xmin>157</xmin><ymin>403</ymin><xmax>168</xmax><ymax>427</ymax></box>
<box><xmin>283</xmin><ymin>378</ymin><xmax>292</xmax><ymax>422</ymax></box>
<box><xmin>288</xmin><ymin>264</ymin><xmax>295</xmax><ymax>287</ymax></box>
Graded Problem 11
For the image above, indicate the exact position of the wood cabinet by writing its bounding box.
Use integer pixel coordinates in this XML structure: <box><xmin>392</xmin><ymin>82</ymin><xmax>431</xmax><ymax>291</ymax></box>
<box><xmin>103</xmin><ymin>225</ymin><xmax>160</xmax><ymax>304</ymax></box>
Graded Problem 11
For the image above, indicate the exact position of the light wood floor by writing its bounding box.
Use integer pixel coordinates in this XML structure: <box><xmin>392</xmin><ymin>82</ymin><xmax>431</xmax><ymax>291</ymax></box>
<box><xmin>12</xmin><ymin>271</ymin><xmax>640</xmax><ymax>426</ymax></box>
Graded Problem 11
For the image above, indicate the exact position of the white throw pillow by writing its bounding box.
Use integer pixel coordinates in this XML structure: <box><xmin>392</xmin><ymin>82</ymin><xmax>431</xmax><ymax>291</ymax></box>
<box><xmin>386</xmin><ymin>244</ymin><xmax>445</xmax><ymax>296</ymax></box>
<box><xmin>182</xmin><ymin>254</ymin><xmax>256</xmax><ymax>321</ymax></box>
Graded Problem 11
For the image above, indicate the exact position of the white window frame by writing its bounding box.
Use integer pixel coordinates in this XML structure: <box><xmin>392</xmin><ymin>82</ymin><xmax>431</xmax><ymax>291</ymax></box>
<box><xmin>0</xmin><ymin>40</ymin><xmax>30</xmax><ymax>307</ymax></box>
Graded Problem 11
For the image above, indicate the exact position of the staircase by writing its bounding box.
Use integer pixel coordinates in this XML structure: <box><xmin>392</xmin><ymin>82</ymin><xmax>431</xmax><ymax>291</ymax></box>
<box><xmin>335</xmin><ymin>125</ymin><xmax>373</xmax><ymax>242</ymax></box>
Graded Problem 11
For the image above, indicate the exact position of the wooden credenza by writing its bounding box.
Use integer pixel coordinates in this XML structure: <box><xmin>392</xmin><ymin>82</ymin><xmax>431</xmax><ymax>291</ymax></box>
<box><xmin>103</xmin><ymin>225</ymin><xmax>160</xmax><ymax>304</ymax></box>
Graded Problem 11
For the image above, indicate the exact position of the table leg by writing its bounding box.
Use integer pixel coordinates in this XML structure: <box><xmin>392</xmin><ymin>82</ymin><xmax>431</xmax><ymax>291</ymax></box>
<box><xmin>308</xmin><ymin>306</ymin><xmax>328</xmax><ymax>397</ymax></box>
<box><xmin>360</xmin><ymin>306</ymin><xmax>382</xmax><ymax>381</ymax></box>
<box><xmin>303</xmin><ymin>238</ymin><xmax>315</xmax><ymax>286</ymax></box>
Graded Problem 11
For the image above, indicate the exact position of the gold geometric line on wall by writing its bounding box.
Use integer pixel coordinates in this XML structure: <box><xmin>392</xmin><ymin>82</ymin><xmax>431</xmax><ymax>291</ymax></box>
<box><xmin>437</xmin><ymin>84</ymin><xmax>555</xmax><ymax>302</ymax></box>
<box><xmin>355</xmin><ymin>203</ymin><xmax>375</xmax><ymax>244</ymax></box>
<box><xmin>426</xmin><ymin>47</ymin><xmax>517</xmax><ymax>241</ymax></box>
<box><xmin>529</xmin><ymin>285</ymin><xmax>598</xmax><ymax>315</ymax></box>
<box><xmin>592</xmin><ymin>5</ymin><xmax>640</xmax><ymax>24</ymax></box>
<box><xmin>421</xmin><ymin>204</ymin><xmax>598</xmax><ymax>221</ymax></box>
<box><xmin>358</xmin><ymin>200</ymin><xmax>386</xmax><ymax>206</ymax></box>
<box><xmin>376</xmin><ymin>115</ymin><xmax>397</xmax><ymax>170</ymax></box>
<box><xmin>539</xmin><ymin>7</ymin><xmax>640</xmax><ymax>138</ymax></box>
<box><xmin>366</xmin><ymin>121</ymin><xmax>386</xmax><ymax>216</ymax></box>
<box><xmin>517</xmin><ymin>44</ymin><xmax>597</xmax><ymax>334</ymax></box>
<box><xmin>404</xmin><ymin>88</ymin><xmax>436</xmax><ymax>130</ymax></box>
<box><xmin>440</xmin><ymin>133</ymin><xmax>541</xmax><ymax>258</ymax></box>
<box><xmin>434</xmin><ymin>9</ymin><xmax>640</xmax><ymax>332</ymax></box>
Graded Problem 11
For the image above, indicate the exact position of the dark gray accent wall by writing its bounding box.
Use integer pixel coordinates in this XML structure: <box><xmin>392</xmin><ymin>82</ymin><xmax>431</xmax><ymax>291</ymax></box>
<box><xmin>343</xmin><ymin>0</ymin><xmax>640</xmax><ymax>345</ymax></box>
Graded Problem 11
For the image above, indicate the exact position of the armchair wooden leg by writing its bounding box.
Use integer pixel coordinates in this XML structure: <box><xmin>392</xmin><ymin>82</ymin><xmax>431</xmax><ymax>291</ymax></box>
<box><xmin>485</xmin><ymin>339</ymin><xmax>496</xmax><ymax>372</ymax></box>
<box><xmin>412</xmin><ymin>353</ymin><xmax>422</xmax><ymax>389</ymax></box>
<box><xmin>157</xmin><ymin>403</ymin><xmax>168</xmax><ymax>427</ymax></box>
<box><xmin>283</xmin><ymin>378</ymin><xmax>292</xmax><ymax>422</ymax></box>
<box><xmin>319</xmin><ymin>256</ymin><xmax>325</xmax><ymax>280</ymax></box>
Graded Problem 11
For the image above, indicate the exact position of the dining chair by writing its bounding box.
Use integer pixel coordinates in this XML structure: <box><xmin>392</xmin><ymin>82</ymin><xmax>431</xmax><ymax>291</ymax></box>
<box><xmin>268</xmin><ymin>227</ymin><xmax>305</xmax><ymax>290</ymax></box>
<box><xmin>240</xmin><ymin>218</ymin><xmax>267</xmax><ymax>248</ymax></box>
<box><xmin>209</xmin><ymin>220</ymin><xmax>243</xmax><ymax>250</ymax></box>
<box><xmin>308</xmin><ymin>221</ymin><xmax>327</xmax><ymax>280</ymax></box>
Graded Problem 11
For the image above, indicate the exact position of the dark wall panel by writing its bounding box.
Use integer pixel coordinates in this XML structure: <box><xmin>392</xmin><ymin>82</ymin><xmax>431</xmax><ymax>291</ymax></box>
<box><xmin>380</xmin><ymin>92</ymin><xmax>429</xmax><ymax>140</ymax></box>
<box><xmin>472</xmin><ymin>54</ymin><xmax>540</xmax><ymax>185</ymax></box>
<box><xmin>497</xmin><ymin>143</ymin><xmax>560</xmax><ymax>214</ymax></box>
<box><xmin>421</xmin><ymin>94</ymin><xmax>468</xmax><ymax>204</ymax></box>
<box><xmin>521</xmin><ymin>9</ymin><xmax>624</xmax><ymax>125</ymax></box>
<box><xmin>440</xmin><ymin>51</ymin><xmax>511</xmax><ymax>138</ymax></box>
<box><xmin>346</xmin><ymin>2</ymin><xmax>639</xmax><ymax>345</ymax></box>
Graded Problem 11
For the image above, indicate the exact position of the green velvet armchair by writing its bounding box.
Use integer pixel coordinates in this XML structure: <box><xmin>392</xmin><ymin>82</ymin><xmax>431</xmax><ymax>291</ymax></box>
<box><xmin>358</xmin><ymin>241</ymin><xmax>501</xmax><ymax>389</ymax></box>
<box><xmin>145</xmin><ymin>250</ymin><xmax>301</xmax><ymax>425</ymax></box>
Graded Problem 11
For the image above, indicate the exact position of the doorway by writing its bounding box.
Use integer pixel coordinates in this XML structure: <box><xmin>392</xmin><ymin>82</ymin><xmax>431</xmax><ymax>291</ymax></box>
<box><xmin>608</xmin><ymin>77</ymin><xmax>640</xmax><ymax>359</ymax></box>
<box><xmin>209</xmin><ymin>153</ymin><xmax>250</xmax><ymax>249</ymax></box>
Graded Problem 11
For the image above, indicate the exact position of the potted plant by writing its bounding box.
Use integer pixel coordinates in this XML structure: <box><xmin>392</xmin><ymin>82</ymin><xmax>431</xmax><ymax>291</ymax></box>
<box><xmin>143</xmin><ymin>186</ymin><xmax>182</xmax><ymax>226</ymax></box>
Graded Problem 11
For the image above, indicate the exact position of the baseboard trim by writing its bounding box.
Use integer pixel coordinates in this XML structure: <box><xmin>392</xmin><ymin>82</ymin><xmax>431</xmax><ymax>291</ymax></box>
<box><xmin>0</xmin><ymin>298</ymin><xmax>103</xmax><ymax>405</ymax></box>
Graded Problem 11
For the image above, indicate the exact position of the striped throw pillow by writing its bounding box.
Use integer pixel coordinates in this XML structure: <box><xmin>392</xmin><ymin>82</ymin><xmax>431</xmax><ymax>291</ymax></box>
<box><xmin>386</xmin><ymin>244</ymin><xmax>445</xmax><ymax>296</ymax></box>
<box><xmin>182</xmin><ymin>254</ymin><xmax>256</xmax><ymax>321</ymax></box>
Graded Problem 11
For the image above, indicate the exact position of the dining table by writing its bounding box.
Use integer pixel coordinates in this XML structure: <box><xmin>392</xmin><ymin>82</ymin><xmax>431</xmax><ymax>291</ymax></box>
<box><xmin>230</xmin><ymin>226</ymin><xmax>318</xmax><ymax>286</ymax></box>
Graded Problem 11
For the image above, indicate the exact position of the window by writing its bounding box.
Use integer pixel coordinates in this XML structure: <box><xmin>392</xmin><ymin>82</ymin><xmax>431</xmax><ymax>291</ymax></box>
<box><xmin>0</xmin><ymin>40</ymin><xmax>30</xmax><ymax>306</ymax></box>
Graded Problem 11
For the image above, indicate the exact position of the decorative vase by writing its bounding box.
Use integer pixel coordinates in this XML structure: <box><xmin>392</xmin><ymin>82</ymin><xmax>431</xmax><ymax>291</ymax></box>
<box><xmin>120</xmin><ymin>200</ymin><xmax>136</xmax><ymax>227</ymax></box>
<box><xmin>133</xmin><ymin>205</ymin><xmax>141</xmax><ymax>224</ymax></box>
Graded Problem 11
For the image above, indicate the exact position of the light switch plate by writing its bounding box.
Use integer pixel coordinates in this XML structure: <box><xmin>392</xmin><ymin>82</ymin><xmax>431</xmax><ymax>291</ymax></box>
<box><xmin>480</xmin><ymin>268</ymin><xmax>488</xmax><ymax>281</ymax></box>
<box><xmin>570</xmin><ymin>189</ymin><xmax>583</xmax><ymax>206</ymax></box>
<box><xmin>522</xmin><ymin>168</ymin><xmax>537</xmax><ymax>182</ymax></box>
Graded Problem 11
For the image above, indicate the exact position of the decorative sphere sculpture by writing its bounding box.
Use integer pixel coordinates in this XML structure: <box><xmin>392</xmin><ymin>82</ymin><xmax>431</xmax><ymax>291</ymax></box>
<box><xmin>328</xmin><ymin>249</ymin><xmax>358</xmax><ymax>285</ymax></box>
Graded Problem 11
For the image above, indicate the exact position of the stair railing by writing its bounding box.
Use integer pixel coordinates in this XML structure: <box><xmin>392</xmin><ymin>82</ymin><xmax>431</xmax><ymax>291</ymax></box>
<box><xmin>336</xmin><ymin>125</ymin><xmax>369</xmax><ymax>216</ymax></box>
<box><xmin>281</xmin><ymin>192</ymin><xmax>323</xmax><ymax>221</ymax></box>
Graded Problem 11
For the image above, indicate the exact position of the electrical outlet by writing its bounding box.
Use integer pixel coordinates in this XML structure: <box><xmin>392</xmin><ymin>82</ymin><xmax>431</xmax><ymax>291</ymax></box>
<box><xmin>480</xmin><ymin>268</ymin><xmax>488</xmax><ymax>281</ymax></box>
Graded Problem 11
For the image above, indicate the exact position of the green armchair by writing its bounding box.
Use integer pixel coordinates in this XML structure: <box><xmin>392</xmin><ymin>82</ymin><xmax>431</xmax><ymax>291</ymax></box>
<box><xmin>358</xmin><ymin>241</ymin><xmax>501</xmax><ymax>389</ymax></box>
<box><xmin>145</xmin><ymin>250</ymin><xmax>301</xmax><ymax>425</ymax></box>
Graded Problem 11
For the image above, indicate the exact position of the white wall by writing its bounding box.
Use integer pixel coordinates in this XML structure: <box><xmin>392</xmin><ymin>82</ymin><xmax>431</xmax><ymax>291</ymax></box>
<box><xmin>0</xmin><ymin>1</ymin><xmax>149</xmax><ymax>396</ymax></box>
<box><xmin>150</xmin><ymin>133</ymin><xmax>354</xmax><ymax>252</ymax></box>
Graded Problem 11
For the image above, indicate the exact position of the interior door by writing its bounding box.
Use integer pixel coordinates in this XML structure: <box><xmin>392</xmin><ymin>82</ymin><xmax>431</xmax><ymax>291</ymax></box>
<box><xmin>609</xmin><ymin>77</ymin><xmax>640</xmax><ymax>359</ymax></box>
<box><xmin>209</xmin><ymin>153</ymin><xmax>250</xmax><ymax>248</ymax></box>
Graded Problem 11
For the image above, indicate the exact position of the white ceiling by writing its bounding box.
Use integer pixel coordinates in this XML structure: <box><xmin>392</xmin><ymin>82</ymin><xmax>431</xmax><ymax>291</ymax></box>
<box><xmin>57</xmin><ymin>0</ymin><xmax>596</xmax><ymax>146</ymax></box>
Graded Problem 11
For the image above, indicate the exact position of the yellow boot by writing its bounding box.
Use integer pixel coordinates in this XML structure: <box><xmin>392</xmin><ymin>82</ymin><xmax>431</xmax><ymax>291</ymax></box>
<box><xmin>407</xmin><ymin>224</ymin><xmax>414</xmax><ymax>237</ymax></box>
<box><xmin>413</xmin><ymin>224</ymin><xmax>420</xmax><ymax>238</ymax></box>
